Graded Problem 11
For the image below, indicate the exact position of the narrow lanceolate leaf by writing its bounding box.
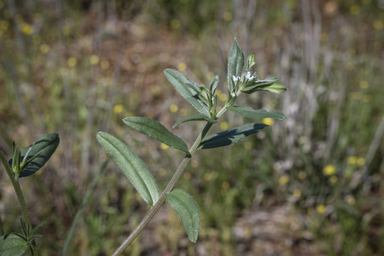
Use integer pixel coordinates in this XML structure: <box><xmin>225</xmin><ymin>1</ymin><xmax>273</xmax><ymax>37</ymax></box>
<box><xmin>0</xmin><ymin>234</ymin><xmax>29</xmax><ymax>256</ymax></box>
<box><xmin>241</xmin><ymin>77</ymin><xmax>286</xmax><ymax>94</ymax></box>
<box><xmin>198</xmin><ymin>123</ymin><xmax>268</xmax><ymax>149</ymax></box>
<box><xmin>164</xmin><ymin>69</ymin><xmax>209</xmax><ymax>116</ymax></box>
<box><xmin>246</xmin><ymin>52</ymin><xmax>255</xmax><ymax>71</ymax></box>
<box><xmin>209</xmin><ymin>75</ymin><xmax>219</xmax><ymax>95</ymax></box>
<box><xmin>165</xmin><ymin>189</ymin><xmax>200</xmax><ymax>243</ymax></box>
<box><xmin>8</xmin><ymin>133</ymin><xmax>60</xmax><ymax>178</ymax></box>
<box><xmin>123</xmin><ymin>117</ymin><xmax>189</xmax><ymax>153</ymax></box>
<box><xmin>227</xmin><ymin>38</ymin><xmax>244</xmax><ymax>92</ymax></box>
<box><xmin>227</xmin><ymin>106</ymin><xmax>286</xmax><ymax>121</ymax></box>
<box><xmin>97</xmin><ymin>132</ymin><xmax>159</xmax><ymax>206</ymax></box>
<box><xmin>173</xmin><ymin>114</ymin><xmax>218</xmax><ymax>129</ymax></box>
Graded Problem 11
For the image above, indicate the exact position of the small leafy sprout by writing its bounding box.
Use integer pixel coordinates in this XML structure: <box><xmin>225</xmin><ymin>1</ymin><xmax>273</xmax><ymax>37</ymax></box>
<box><xmin>8</xmin><ymin>133</ymin><xmax>60</xmax><ymax>179</ymax></box>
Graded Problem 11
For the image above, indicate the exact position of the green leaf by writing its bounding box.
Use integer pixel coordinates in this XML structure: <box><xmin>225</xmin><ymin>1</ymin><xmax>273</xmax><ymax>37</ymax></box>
<box><xmin>8</xmin><ymin>133</ymin><xmax>60</xmax><ymax>178</ymax></box>
<box><xmin>165</xmin><ymin>189</ymin><xmax>200</xmax><ymax>243</ymax></box>
<box><xmin>246</xmin><ymin>52</ymin><xmax>255</xmax><ymax>70</ymax></box>
<box><xmin>123</xmin><ymin>117</ymin><xmax>189</xmax><ymax>153</ymax></box>
<box><xmin>172</xmin><ymin>114</ymin><xmax>218</xmax><ymax>129</ymax></box>
<box><xmin>227</xmin><ymin>106</ymin><xmax>286</xmax><ymax>120</ymax></box>
<box><xmin>97</xmin><ymin>132</ymin><xmax>159</xmax><ymax>206</ymax></box>
<box><xmin>0</xmin><ymin>234</ymin><xmax>29</xmax><ymax>256</ymax></box>
<box><xmin>164</xmin><ymin>69</ymin><xmax>209</xmax><ymax>116</ymax></box>
<box><xmin>209</xmin><ymin>75</ymin><xmax>219</xmax><ymax>95</ymax></box>
<box><xmin>241</xmin><ymin>78</ymin><xmax>286</xmax><ymax>94</ymax></box>
<box><xmin>198</xmin><ymin>123</ymin><xmax>268</xmax><ymax>149</ymax></box>
<box><xmin>227</xmin><ymin>39</ymin><xmax>244</xmax><ymax>92</ymax></box>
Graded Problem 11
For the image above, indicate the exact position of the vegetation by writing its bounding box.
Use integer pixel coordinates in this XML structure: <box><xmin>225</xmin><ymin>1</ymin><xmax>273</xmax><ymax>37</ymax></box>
<box><xmin>0</xmin><ymin>0</ymin><xmax>383</xmax><ymax>255</ymax></box>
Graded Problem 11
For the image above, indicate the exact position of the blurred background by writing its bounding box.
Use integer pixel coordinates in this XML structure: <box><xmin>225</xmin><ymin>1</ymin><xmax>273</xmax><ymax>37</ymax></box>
<box><xmin>1</xmin><ymin>0</ymin><xmax>384</xmax><ymax>255</ymax></box>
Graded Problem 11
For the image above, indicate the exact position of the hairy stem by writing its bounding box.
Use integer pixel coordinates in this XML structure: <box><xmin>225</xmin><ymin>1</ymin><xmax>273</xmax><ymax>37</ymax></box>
<box><xmin>112</xmin><ymin>122</ymin><xmax>214</xmax><ymax>256</ymax></box>
<box><xmin>0</xmin><ymin>150</ymin><xmax>38</xmax><ymax>255</ymax></box>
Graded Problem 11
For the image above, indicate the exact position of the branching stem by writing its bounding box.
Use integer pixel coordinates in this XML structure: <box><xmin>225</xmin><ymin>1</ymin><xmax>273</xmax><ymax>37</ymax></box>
<box><xmin>112</xmin><ymin>121</ymin><xmax>216</xmax><ymax>255</ymax></box>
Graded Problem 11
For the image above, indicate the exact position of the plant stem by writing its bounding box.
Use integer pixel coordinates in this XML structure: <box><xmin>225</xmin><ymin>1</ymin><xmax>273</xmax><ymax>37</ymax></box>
<box><xmin>112</xmin><ymin>122</ymin><xmax>214</xmax><ymax>256</ymax></box>
<box><xmin>0</xmin><ymin>150</ymin><xmax>38</xmax><ymax>255</ymax></box>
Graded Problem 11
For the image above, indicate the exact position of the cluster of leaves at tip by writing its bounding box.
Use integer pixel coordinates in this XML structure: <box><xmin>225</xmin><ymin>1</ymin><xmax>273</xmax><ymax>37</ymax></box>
<box><xmin>97</xmin><ymin>38</ymin><xmax>286</xmax><ymax>246</ymax></box>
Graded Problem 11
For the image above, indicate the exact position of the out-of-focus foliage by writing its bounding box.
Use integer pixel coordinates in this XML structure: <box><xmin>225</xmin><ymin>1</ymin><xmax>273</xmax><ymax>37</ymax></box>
<box><xmin>0</xmin><ymin>0</ymin><xmax>383</xmax><ymax>255</ymax></box>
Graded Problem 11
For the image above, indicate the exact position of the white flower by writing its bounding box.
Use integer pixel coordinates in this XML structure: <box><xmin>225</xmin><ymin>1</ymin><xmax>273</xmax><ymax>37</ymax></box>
<box><xmin>232</xmin><ymin>75</ymin><xmax>240</xmax><ymax>83</ymax></box>
<box><xmin>245</xmin><ymin>71</ymin><xmax>256</xmax><ymax>81</ymax></box>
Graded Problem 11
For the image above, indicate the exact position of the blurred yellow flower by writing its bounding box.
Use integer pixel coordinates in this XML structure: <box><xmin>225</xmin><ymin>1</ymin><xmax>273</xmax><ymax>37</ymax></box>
<box><xmin>179</xmin><ymin>108</ymin><xmax>187</xmax><ymax>116</ymax></box>
<box><xmin>206</xmin><ymin>71</ymin><xmax>214</xmax><ymax>80</ymax></box>
<box><xmin>204</xmin><ymin>173</ymin><xmax>212</xmax><ymax>181</ymax></box>
<box><xmin>113</xmin><ymin>104</ymin><xmax>123</xmax><ymax>114</ymax></box>
<box><xmin>220</xmin><ymin>121</ymin><xmax>228</xmax><ymax>131</ymax></box>
<box><xmin>170</xmin><ymin>104</ymin><xmax>178</xmax><ymax>113</ymax></box>
<box><xmin>293</xmin><ymin>189</ymin><xmax>302</xmax><ymax>197</ymax></box>
<box><xmin>323</xmin><ymin>165</ymin><xmax>335</xmax><ymax>176</ymax></box>
<box><xmin>359</xmin><ymin>80</ymin><xmax>368</xmax><ymax>89</ymax></box>
<box><xmin>357</xmin><ymin>157</ymin><xmax>365</xmax><ymax>166</ymax></box>
<box><xmin>67</xmin><ymin>57</ymin><xmax>77</xmax><ymax>67</ymax></box>
<box><xmin>350</xmin><ymin>5</ymin><xmax>360</xmax><ymax>15</ymax></box>
<box><xmin>373</xmin><ymin>20</ymin><xmax>383</xmax><ymax>30</ymax></box>
<box><xmin>160</xmin><ymin>143</ymin><xmax>169</xmax><ymax>150</ymax></box>
<box><xmin>0</xmin><ymin>20</ymin><xmax>9</xmax><ymax>31</ymax></box>
<box><xmin>219</xmin><ymin>93</ymin><xmax>227</xmax><ymax>102</ymax></box>
<box><xmin>177</xmin><ymin>62</ymin><xmax>187</xmax><ymax>71</ymax></box>
<box><xmin>316</xmin><ymin>204</ymin><xmax>326</xmax><ymax>214</ymax></box>
<box><xmin>101</xmin><ymin>60</ymin><xmax>110</xmax><ymax>70</ymax></box>
<box><xmin>262</xmin><ymin>118</ymin><xmax>274</xmax><ymax>126</ymax></box>
<box><xmin>279</xmin><ymin>175</ymin><xmax>289</xmax><ymax>185</ymax></box>
<box><xmin>90</xmin><ymin>55</ymin><xmax>99</xmax><ymax>65</ymax></box>
<box><xmin>347</xmin><ymin>196</ymin><xmax>356</xmax><ymax>205</ymax></box>
<box><xmin>222</xmin><ymin>181</ymin><xmax>230</xmax><ymax>189</ymax></box>
<box><xmin>20</xmin><ymin>23</ymin><xmax>34</xmax><ymax>35</ymax></box>
<box><xmin>348</xmin><ymin>156</ymin><xmax>357</xmax><ymax>165</ymax></box>
<box><xmin>223</xmin><ymin>12</ymin><xmax>232</xmax><ymax>21</ymax></box>
<box><xmin>191</xmin><ymin>160</ymin><xmax>198</xmax><ymax>168</ymax></box>
<box><xmin>39</xmin><ymin>44</ymin><xmax>50</xmax><ymax>53</ymax></box>
<box><xmin>171</xmin><ymin>19</ymin><xmax>180</xmax><ymax>29</ymax></box>
<box><xmin>298</xmin><ymin>171</ymin><xmax>307</xmax><ymax>180</ymax></box>
<box><xmin>330</xmin><ymin>175</ymin><xmax>338</xmax><ymax>183</ymax></box>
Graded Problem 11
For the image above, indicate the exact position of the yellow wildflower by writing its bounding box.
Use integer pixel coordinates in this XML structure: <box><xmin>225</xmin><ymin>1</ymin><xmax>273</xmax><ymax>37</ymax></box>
<box><xmin>177</xmin><ymin>62</ymin><xmax>186</xmax><ymax>71</ymax></box>
<box><xmin>262</xmin><ymin>118</ymin><xmax>274</xmax><ymax>126</ymax></box>
<box><xmin>279</xmin><ymin>175</ymin><xmax>289</xmax><ymax>185</ymax></box>
<box><xmin>170</xmin><ymin>104</ymin><xmax>178</xmax><ymax>113</ymax></box>
<box><xmin>220</xmin><ymin>122</ymin><xmax>228</xmax><ymax>131</ymax></box>
<box><xmin>293</xmin><ymin>189</ymin><xmax>302</xmax><ymax>197</ymax></box>
<box><xmin>113</xmin><ymin>104</ymin><xmax>123</xmax><ymax>114</ymax></box>
<box><xmin>90</xmin><ymin>55</ymin><xmax>99</xmax><ymax>65</ymax></box>
<box><xmin>316</xmin><ymin>205</ymin><xmax>326</xmax><ymax>214</ymax></box>
<box><xmin>348</xmin><ymin>156</ymin><xmax>357</xmax><ymax>165</ymax></box>
<box><xmin>323</xmin><ymin>165</ymin><xmax>335</xmax><ymax>176</ymax></box>
<box><xmin>67</xmin><ymin>57</ymin><xmax>77</xmax><ymax>67</ymax></box>
<box><xmin>357</xmin><ymin>157</ymin><xmax>365</xmax><ymax>166</ymax></box>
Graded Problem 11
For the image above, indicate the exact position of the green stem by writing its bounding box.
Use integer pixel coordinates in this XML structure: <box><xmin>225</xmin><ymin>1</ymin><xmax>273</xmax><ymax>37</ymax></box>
<box><xmin>0</xmin><ymin>150</ymin><xmax>38</xmax><ymax>255</ymax></box>
<box><xmin>112</xmin><ymin>122</ymin><xmax>214</xmax><ymax>256</ymax></box>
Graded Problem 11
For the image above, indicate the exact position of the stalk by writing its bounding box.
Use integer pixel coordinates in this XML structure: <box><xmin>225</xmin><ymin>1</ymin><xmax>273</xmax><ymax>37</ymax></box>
<box><xmin>0</xmin><ymin>150</ymin><xmax>38</xmax><ymax>255</ymax></box>
<box><xmin>112</xmin><ymin>122</ymin><xmax>215</xmax><ymax>256</ymax></box>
